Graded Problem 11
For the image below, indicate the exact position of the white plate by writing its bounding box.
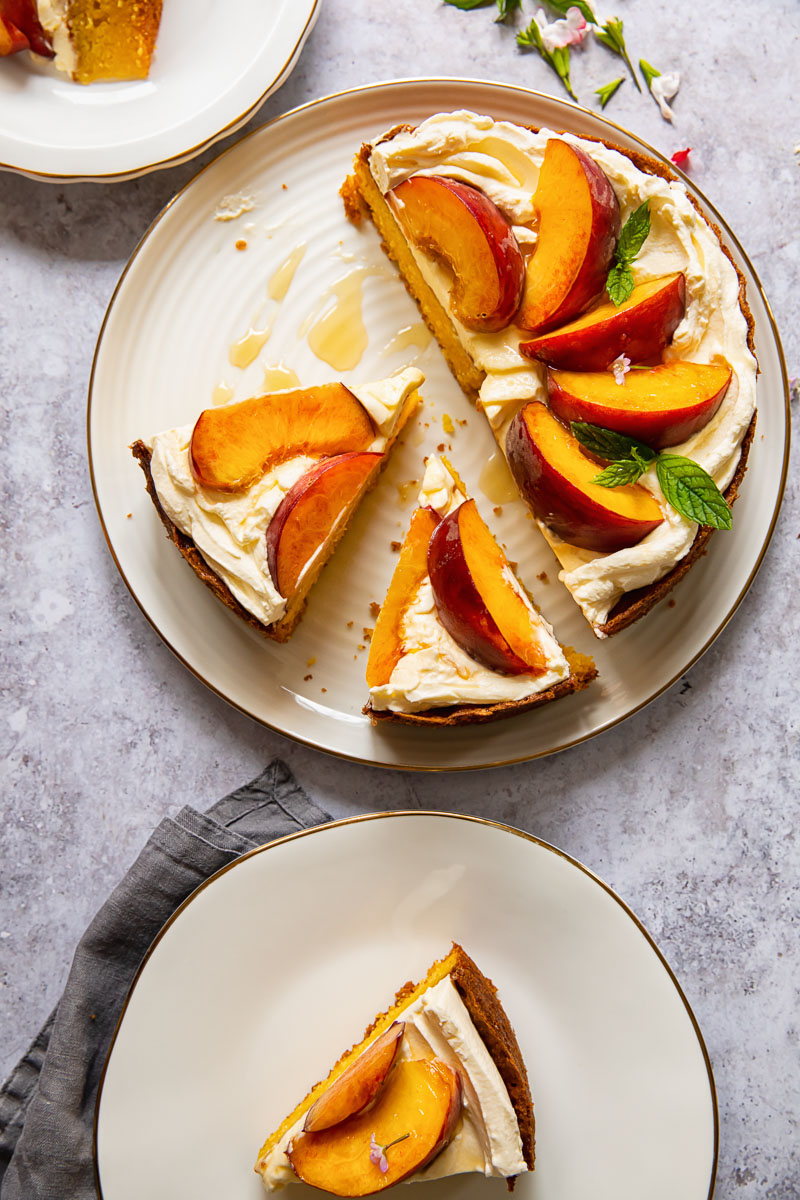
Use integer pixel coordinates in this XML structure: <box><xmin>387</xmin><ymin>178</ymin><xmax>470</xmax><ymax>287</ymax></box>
<box><xmin>95</xmin><ymin>813</ymin><xmax>718</xmax><ymax>1200</ymax></box>
<box><xmin>0</xmin><ymin>0</ymin><xmax>319</xmax><ymax>181</ymax></box>
<box><xmin>88</xmin><ymin>78</ymin><xmax>789</xmax><ymax>770</ymax></box>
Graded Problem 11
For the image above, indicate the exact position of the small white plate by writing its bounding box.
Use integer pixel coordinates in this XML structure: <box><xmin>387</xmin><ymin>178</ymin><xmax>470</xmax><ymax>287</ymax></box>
<box><xmin>0</xmin><ymin>0</ymin><xmax>319</xmax><ymax>181</ymax></box>
<box><xmin>95</xmin><ymin>813</ymin><xmax>718</xmax><ymax>1200</ymax></box>
<box><xmin>88</xmin><ymin>78</ymin><xmax>789</xmax><ymax>770</ymax></box>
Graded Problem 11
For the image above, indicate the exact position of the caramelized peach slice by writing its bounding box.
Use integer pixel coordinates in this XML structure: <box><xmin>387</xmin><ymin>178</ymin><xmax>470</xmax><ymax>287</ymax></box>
<box><xmin>366</xmin><ymin>506</ymin><xmax>439</xmax><ymax>688</ymax></box>
<box><xmin>266</xmin><ymin>452</ymin><xmax>382</xmax><ymax>599</ymax></box>
<box><xmin>506</xmin><ymin>403</ymin><xmax>663</xmax><ymax>553</ymax></box>
<box><xmin>519</xmin><ymin>273</ymin><xmax>686</xmax><ymax>371</ymax></box>
<box><xmin>517</xmin><ymin>139</ymin><xmax>620</xmax><ymax>333</ymax></box>
<box><xmin>547</xmin><ymin>360</ymin><xmax>731</xmax><ymax>449</ymax></box>
<box><xmin>190</xmin><ymin>384</ymin><xmax>376</xmax><ymax>492</ymax></box>
<box><xmin>0</xmin><ymin>0</ymin><xmax>53</xmax><ymax>55</ymax></box>
<box><xmin>428</xmin><ymin>499</ymin><xmax>546</xmax><ymax>676</ymax></box>
<box><xmin>390</xmin><ymin>175</ymin><xmax>524</xmax><ymax>332</ymax></box>
<box><xmin>304</xmin><ymin>1024</ymin><xmax>405</xmax><ymax>1134</ymax></box>
<box><xmin>288</xmin><ymin>1059</ymin><xmax>461</xmax><ymax>1196</ymax></box>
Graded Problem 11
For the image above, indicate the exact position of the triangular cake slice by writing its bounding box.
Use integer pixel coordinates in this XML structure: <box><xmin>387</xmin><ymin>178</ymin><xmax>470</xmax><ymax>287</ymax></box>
<box><xmin>131</xmin><ymin>369</ymin><xmax>422</xmax><ymax>643</ymax></box>
<box><xmin>255</xmin><ymin>944</ymin><xmax>534</xmax><ymax>1193</ymax></box>
<box><xmin>365</xmin><ymin>455</ymin><xmax>595</xmax><ymax>725</ymax></box>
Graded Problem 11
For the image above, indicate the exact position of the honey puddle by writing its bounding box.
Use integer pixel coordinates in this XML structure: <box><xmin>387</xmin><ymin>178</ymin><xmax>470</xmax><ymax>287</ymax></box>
<box><xmin>479</xmin><ymin>450</ymin><xmax>519</xmax><ymax>505</ymax></box>
<box><xmin>211</xmin><ymin>380</ymin><xmax>234</xmax><ymax>406</ymax></box>
<box><xmin>381</xmin><ymin>323</ymin><xmax>432</xmax><ymax>357</ymax></box>
<box><xmin>229</xmin><ymin>313</ymin><xmax>274</xmax><ymax>368</ymax></box>
<box><xmin>303</xmin><ymin>266</ymin><xmax>370</xmax><ymax>372</ymax></box>
<box><xmin>263</xmin><ymin>362</ymin><xmax>301</xmax><ymax>391</ymax></box>
<box><xmin>267</xmin><ymin>243</ymin><xmax>307</xmax><ymax>302</ymax></box>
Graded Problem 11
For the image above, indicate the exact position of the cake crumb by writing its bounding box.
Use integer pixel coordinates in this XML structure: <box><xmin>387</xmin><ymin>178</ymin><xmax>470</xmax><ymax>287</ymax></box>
<box><xmin>442</xmin><ymin>413</ymin><xmax>455</xmax><ymax>434</ymax></box>
<box><xmin>282</xmin><ymin>183</ymin><xmax>288</xmax><ymax>190</ymax></box>
<box><xmin>347</xmin><ymin>620</ymin><xmax>354</xmax><ymax>628</ymax></box>
<box><xmin>508</xmin><ymin>559</ymin><xmax>518</xmax><ymax>571</ymax></box>
<box><xmin>668</xmin><ymin>598</ymin><xmax>676</xmax><ymax>608</ymax></box>
<box><xmin>126</xmin><ymin>513</ymin><xmax>132</xmax><ymax>519</ymax></box>
<box><xmin>306</xmin><ymin>657</ymin><xmax>316</xmax><ymax>666</ymax></box>
<box><xmin>536</xmin><ymin>571</ymin><xmax>549</xmax><ymax>584</ymax></box>
<box><xmin>369</xmin><ymin>602</ymin><xmax>381</xmax><ymax>618</ymax></box>
<box><xmin>493</xmin><ymin>506</ymin><xmax>503</xmax><ymax>516</ymax></box>
<box><xmin>391</xmin><ymin>540</ymin><xmax>402</xmax><ymax>552</ymax></box>
<box><xmin>235</xmin><ymin>239</ymin><xmax>247</xmax><ymax>251</ymax></box>
<box><xmin>358</xmin><ymin>644</ymin><xmax>366</xmax><ymax>652</ymax></box>
<box><xmin>303</xmin><ymin>674</ymin><xmax>312</xmax><ymax>682</ymax></box>
<box><xmin>321</xmin><ymin>687</ymin><xmax>327</xmax><ymax>693</ymax></box>
<box><xmin>457</xmin><ymin>418</ymin><xmax>468</xmax><ymax>427</ymax></box>
<box><xmin>437</xmin><ymin>442</ymin><xmax>446</xmax><ymax>452</ymax></box>
<box><xmin>363</xmin><ymin>627</ymin><xmax>373</xmax><ymax>641</ymax></box>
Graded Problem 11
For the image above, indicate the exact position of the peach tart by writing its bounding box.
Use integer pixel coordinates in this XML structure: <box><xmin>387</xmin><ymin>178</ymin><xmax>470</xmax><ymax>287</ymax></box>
<box><xmin>342</xmin><ymin>111</ymin><xmax>757</xmax><ymax>637</ymax></box>
<box><xmin>365</xmin><ymin>455</ymin><xmax>595</xmax><ymax>725</ymax></box>
<box><xmin>1</xmin><ymin>0</ymin><xmax>162</xmax><ymax>81</ymax></box>
<box><xmin>255</xmin><ymin>944</ymin><xmax>534</xmax><ymax>1194</ymax></box>
<box><xmin>131</xmin><ymin>369</ymin><xmax>423</xmax><ymax>642</ymax></box>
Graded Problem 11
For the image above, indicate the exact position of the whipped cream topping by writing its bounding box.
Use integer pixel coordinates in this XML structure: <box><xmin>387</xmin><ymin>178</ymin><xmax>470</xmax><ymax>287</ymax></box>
<box><xmin>369</xmin><ymin>456</ymin><xmax>569</xmax><ymax>713</ymax></box>
<box><xmin>145</xmin><ymin>369</ymin><xmax>423</xmax><ymax>629</ymax></box>
<box><xmin>35</xmin><ymin>0</ymin><xmax>76</xmax><ymax>77</ymax></box>
<box><xmin>257</xmin><ymin>975</ymin><xmax>527</xmax><ymax>1190</ymax></box>
<box><xmin>370</xmin><ymin>111</ymin><xmax>758</xmax><ymax>632</ymax></box>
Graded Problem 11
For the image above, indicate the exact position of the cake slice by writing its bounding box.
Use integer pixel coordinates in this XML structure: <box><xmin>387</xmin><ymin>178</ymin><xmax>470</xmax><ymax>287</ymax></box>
<box><xmin>255</xmin><ymin>944</ymin><xmax>534</xmax><ymax>1193</ymax></box>
<box><xmin>365</xmin><ymin>455</ymin><xmax>595</xmax><ymax>725</ymax></box>
<box><xmin>131</xmin><ymin>369</ymin><xmax>422</xmax><ymax>643</ymax></box>
<box><xmin>0</xmin><ymin>0</ymin><xmax>163</xmax><ymax>81</ymax></box>
<box><xmin>343</xmin><ymin>111</ymin><xmax>758</xmax><ymax>638</ymax></box>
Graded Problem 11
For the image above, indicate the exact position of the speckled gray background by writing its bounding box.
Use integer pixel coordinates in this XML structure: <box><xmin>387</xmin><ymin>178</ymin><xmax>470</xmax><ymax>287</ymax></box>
<box><xmin>1</xmin><ymin>0</ymin><xmax>799</xmax><ymax>1194</ymax></box>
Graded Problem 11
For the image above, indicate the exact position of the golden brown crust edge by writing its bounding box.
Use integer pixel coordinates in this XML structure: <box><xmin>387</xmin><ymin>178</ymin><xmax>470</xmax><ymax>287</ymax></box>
<box><xmin>347</xmin><ymin>131</ymin><xmax>759</xmax><ymax>638</ymax></box>
<box><xmin>130</xmin><ymin>390</ymin><xmax>419</xmax><ymax>645</ymax></box>
<box><xmin>363</xmin><ymin>645</ymin><xmax>597</xmax><ymax>727</ymax></box>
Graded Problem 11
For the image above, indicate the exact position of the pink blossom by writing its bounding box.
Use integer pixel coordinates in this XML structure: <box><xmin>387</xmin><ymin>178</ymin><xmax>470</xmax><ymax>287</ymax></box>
<box><xmin>651</xmin><ymin>72</ymin><xmax>680</xmax><ymax>122</ymax></box>
<box><xmin>534</xmin><ymin>6</ymin><xmax>589</xmax><ymax>51</ymax></box>
<box><xmin>671</xmin><ymin>147</ymin><xmax>692</xmax><ymax>167</ymax></box>
<box><xmin>611</xmin><ymin>354</ymin><xmax>631</xmax><ymax>386</ymax></box>
<box><xmin>369</xmin><ymin>1134</ymin><xmax>389</xmax><ymax>1174</ymax></box>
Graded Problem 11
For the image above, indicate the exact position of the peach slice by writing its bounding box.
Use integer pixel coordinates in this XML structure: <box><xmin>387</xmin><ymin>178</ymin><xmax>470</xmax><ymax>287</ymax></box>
<box><xmin>547</xmin><ymin>360</ymin><xmax>731</xmax><ymax>449</ymax></box>
<box><xmin>519</xmin><ymin>273</ymin><xmax>686</xmax><ymax>371</ymax></box>
<box><xmin>506</xmin><ymin>403</ymin><xmax>663</xmax><ymax>553</ymax></box>
<box><xmin>390</xmin><ymin>175</ymin><xmax>524</xmax><ymax>332</ymax></box>
<box><xmin>366</xmin><ymin>506</ymin><xmax>440</xmax><ymax>688</ymax></box>
<box><xmin>190</xmin><ymin>384</ymin><xmax>376</xmax><ymax>493</ymax></box>
<box><xmin>288</xmin><ymin>1059</ymin><xmax>462</xmax><ymax>1196</ymax></box>
<box><xmin>0</xmin><ymin>0</ymin><xmax>53</xmax><ymax>55</ymax></box>
<box><xmin>516</xmin><ymin>139</ymin><xmax>620</xmax><ymax>333</ymax></box>
<box><xmin>304</xmin><ymin>1023</ymin><xmax>405</xmax><ymax>1134</ymax></box>
<box><xmin>428</xmin><ymin>499</ymin><xmax>547</xmax><ymax>676</ymax></box>
<box><xmin>266</xmin><ymin>452</ymin><xmax>382</xmax><ymax>599</ymax></box>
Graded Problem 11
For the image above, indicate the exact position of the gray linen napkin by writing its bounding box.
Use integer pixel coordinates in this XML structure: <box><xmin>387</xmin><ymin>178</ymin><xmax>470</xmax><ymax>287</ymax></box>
<box><xmin>0</xmin><ymin>760</ymin><xmax>330</xmax><ymax>1200</ymax></box>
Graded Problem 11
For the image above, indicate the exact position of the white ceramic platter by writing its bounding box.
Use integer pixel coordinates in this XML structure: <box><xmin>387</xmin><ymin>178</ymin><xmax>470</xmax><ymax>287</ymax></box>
<box><xmin>95</xmin><ymin>813</ymin><xmax>718</xmax><ymax>1200</ymax></box>
<box><xmin>0</xmin><ymin>0</ymin><xmax>319</xmax><ymax>181</ymax></box>
<box><xmin>88</xmin><ymin>78</ymin><xmax>789</xmax><ymax>770</ymax></box>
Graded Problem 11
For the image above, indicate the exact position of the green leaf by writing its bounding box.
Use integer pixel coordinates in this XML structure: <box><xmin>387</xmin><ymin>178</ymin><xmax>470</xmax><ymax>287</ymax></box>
<box><xmin>617</xmin><ymin>200</ymin><xmax>651</xmax><ymax>263</ymax></box>
<box><xmin>595</xmin><ymin>77</ymin><xmax>624</xmax><ymax>108</ymax></box>
<box><xmin>606</xmin><ymin>261</ymin><xmax>634</xmax><ymax>305</ymax></box>
<box><xmin>656</xmin><ymin>456</ymin><xmax>733</xmax><ymax>529</ymax></box>
<box><xmin>495</xmin><ymin>0</ymin><xmax>521</xmax><ymax>18</ymax></box>
<box><xmin>639</xmin><ymin>58</ymin><xmax>662</xmax><ymax>90</ymax></box>
<box><xmin>571</xmin><ymin>421</ymin><xmax>657</xmax><ymax>464</ymax></box>
<box><xmin>594</xmin><ymin>17</ymin><xmax>641</xmax><ymax>90</ymax></box>
<box><xmin>545</xmin><ymin>0</ymin><xmax>596</xmax><ymax>22</ymax></box>
<box><xmin>443</xmin><ymin>0</ymin><xmax>493</xmax><ymax>8</ymax></box>
<box><xmin>591</xmin><ymin>458</ymin><xmax>649</xmax><ymax>488</ymax></box>
<box><xmin>517</xmin><ymin>19</ymin><xmax>577</xmax><ymax>99</ymax></box>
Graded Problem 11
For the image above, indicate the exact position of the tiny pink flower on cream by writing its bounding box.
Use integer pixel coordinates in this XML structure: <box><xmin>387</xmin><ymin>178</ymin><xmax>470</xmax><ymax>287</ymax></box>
<box><xmin>534</xmin><ymin>6</ymin><xmax>589</xmax><ymax>51</ymax></box>
<box><xmin>611</xmin><ymin>354</ymin><xmax>631</xmax><ymax>385</ymax></box>
<box><xmin>671</xmin><ymin>147</ymin><xmax>692</xmax><ymax>166</ymax></box>
<box><xmin>651</xmin><ymin>72</ymin><xmax>680</xmax><ymax>122</ymax></box>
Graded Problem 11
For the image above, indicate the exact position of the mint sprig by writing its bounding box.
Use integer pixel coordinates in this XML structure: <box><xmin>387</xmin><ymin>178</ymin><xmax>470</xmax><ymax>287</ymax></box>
<box><xmin>595</xmin><ymin>77</ymin><xmax>624</xmax><ymax>109</ymax></box>
<box><xmin>517</xmin><ymin>19</ymin><xmax>576</xmax><ymax>100</ymax></box>
<box><xmin>605</xmin><ymin>200</ymin><xmax>651</xmax><ymax>306</ymax></box>
<box><xmin>571</xmin><ymin>421</ymin><xmax>732</xmax><ymax>530</ymax></box>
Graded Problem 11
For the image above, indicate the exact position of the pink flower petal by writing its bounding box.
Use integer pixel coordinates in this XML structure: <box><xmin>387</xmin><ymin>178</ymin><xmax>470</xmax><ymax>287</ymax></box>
<box><xmin>611</xmin><ymin>354</ymin><xmax>631</xmax><ymax>386</ymax></box>
<box><xmin>671</xmin><ymin>147</ymin><xmax>692</xmax><ymax>166</ymax></box>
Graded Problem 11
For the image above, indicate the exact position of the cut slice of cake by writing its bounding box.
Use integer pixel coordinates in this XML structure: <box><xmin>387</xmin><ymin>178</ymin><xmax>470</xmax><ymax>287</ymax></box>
<box><xmin>343</xmin><ymin>111</ymin><xmax>758</xmax><ymax>638</ymax></box>
<box><xmin>131</xmin><ymin>369</ymin><xmax>422</xmax><ymax>643</ymax></box>
<box><xmin>255</xmin><ymin>944</ymin><xmax>534</xmax><ymax>1193</ymax></box>
<box><xmin>365</xmin><ymin>455</ymin><xmax>596</xmax><ymax>725</ymax></box>
<box><xmin>0</xmin><ymin>0</ymin><xmax>163</xmax><ymax>81</ymax></box>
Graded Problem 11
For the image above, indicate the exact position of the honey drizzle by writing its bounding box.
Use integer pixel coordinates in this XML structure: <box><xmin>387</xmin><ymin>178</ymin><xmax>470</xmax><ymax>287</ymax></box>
<box><xmin>479</xmin><ymin>450</ymin><xmax>519</xmax><ymax>505</ymax></box>
<box><xmin>267</xmin><ymin>243</ymin><xmax>307</xmax><ymax>302</ymax></box>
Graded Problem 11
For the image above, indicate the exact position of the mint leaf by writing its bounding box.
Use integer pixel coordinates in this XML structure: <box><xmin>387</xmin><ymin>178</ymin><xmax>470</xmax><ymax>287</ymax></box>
<box><xmin>639</xmin><ymin>58</ymin><xmax>662</xmax><ymax>90</ymax></box>
<box><xmin>606</xmin><ymin>261</ymin><xmax>634</xmax><ymax>305</ymax></box>
<box><xmin>591</xmin><ymin>458</ymin><xmax>649</xmax><ymax>488</ymax></box>
<box><xmin>571</xmin><ymin>421</ymin><xmax>657</xmax><ymax>464</ymax></box>
<box><xmin>595</xmin><ymin>17</ymin><xmax>641</xmax><ymax>90</ymax></box>
<box><xmin>443</xmin><ymin>0</ymin><xmax>493</xmax><ymax>8</ymax></box>
<box><xmin>495</xmin><ymin>0</ymin><xmax>521</xmax><ymax>18</ymax></box>
<box><xmin>545</xmin><ymin>0</ymin><xmax>596</xmax><ymax>22</ymax></box>
<box><xmin>595</xmin><ymin>77</ymin><xmax>624</xmax><ymax>108</ymax></box>
<box><xmin>656</xmin><ymin>456</ymin><xmax>733</xmax><ymax>529</ymax></box>
<box><xmin>517</xmin><ymin>20</ymin><xmax>577</xmax><ymax>100</ymax></box>
<box><xmin>616</xmin><ymin>200</ymin><xmax>651</xmax><ymax>263</ymax></box>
